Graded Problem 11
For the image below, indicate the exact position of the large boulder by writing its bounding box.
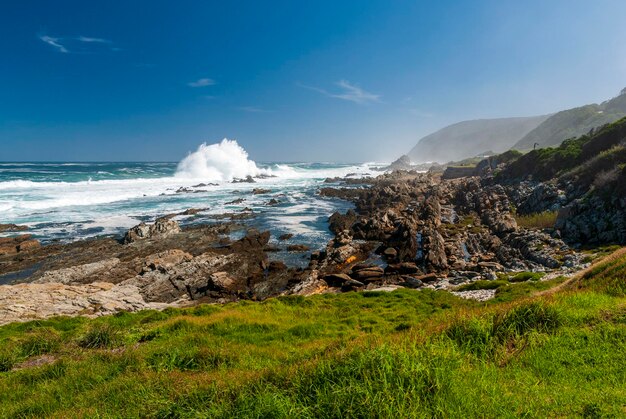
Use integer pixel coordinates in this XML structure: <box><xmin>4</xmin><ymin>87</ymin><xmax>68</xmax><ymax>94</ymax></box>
<box><xmin>124</xmin><ymin>217</ymin><xmax>181</xmax><ymax>244</ymax></box>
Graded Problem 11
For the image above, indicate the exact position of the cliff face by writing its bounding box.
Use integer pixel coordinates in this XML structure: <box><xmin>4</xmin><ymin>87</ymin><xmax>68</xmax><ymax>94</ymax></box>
<box><xmin>407</xmin><ymin>116</ymin><xmax>548</xmax><ymax>163</ymax></box>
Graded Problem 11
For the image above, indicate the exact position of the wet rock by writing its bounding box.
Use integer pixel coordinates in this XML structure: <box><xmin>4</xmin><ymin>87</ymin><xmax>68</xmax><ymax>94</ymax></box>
<box><xmin>178</xmin><ymin>208</ymin><xmax>209</xmax><ymax>216</ymax></box>
<box><xmin>278</xmin><ymin>233</ymin><xmax>293</xmax><ymax>241</ymax></box>
<box><xmin>267</xmin><ymin>198</ymin><xmax>280</xmax><ymax>206</ymax></box>
<box><xmin>232</xmin><ymin>176</ymin><xmax>256</xmax><ymax>183</ymax></box>
<box><xmin>124</xmin><ymin>218</ymin><xmax>181</xmax><ymax>244</ymax></box>
<box><xmin>328</xmin><ymin>210</ymin><xmax>357</xmax><ymax>235</ymax></box>
<box><xmin>229</xmin><ymin>230</ymin><xmax>270</xmax><ymax>252</ymax></box>
<box><xmin>0</xmin><ymin>224</ymin><xmax>28</xmax><ymax>233</ymax></box>
<box><xmin>252</xmin><ymin>188</ymin><xmax>271</xmax><ymax>194</ymax></box>
<box><xmin>287</xmin><ymin>244</ymin><xmax>310</xmax><ymax>252</ymax></box>
<box><xmin>226</xmin><ymin>198</ymin><xmax>245</xmax><ymax>205</ymax></box>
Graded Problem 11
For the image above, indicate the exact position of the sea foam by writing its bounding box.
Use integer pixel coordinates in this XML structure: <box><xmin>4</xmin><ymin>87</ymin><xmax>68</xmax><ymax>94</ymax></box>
<box><xmin>175</xmin><ymin>139</ymin><xmax>272</xmax><ymax>181</ymax></box>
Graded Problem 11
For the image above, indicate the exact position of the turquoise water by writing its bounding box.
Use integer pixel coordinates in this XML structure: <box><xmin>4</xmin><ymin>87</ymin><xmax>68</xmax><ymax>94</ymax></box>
<box><xmin>0</xmin><ymin>161</ymin><xmax>377</xmax><ymax>261</ymax></box>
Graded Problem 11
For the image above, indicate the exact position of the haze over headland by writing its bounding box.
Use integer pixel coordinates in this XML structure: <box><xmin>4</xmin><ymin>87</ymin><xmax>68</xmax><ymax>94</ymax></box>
<box><xmin>2</xmin><ymin>1</ymin><xmax>626</xmax><ymax>163</ymax></box>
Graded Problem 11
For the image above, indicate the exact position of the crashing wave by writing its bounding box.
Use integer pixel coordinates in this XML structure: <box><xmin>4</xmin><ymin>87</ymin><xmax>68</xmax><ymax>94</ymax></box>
<box><xmin>175</xmin><ymin>139</ymin><xmax>272</xmax><ymax>181</ymax></box>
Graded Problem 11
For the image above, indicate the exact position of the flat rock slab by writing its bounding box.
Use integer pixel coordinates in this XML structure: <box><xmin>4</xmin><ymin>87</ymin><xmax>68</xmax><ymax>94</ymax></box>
<box><xmin>0</xmin><ymin>282</ymin><xmax>169</xmax><ymax>326</ymax></box>
<box><xmin>450</xmin><ymin>289</ymin><xmax>497</xmax><ymax>301</ymax></box>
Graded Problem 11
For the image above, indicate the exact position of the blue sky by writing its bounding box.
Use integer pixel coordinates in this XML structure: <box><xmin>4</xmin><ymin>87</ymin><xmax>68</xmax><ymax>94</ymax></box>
<box><xmin>1</xmin><ymin>0</ymin><xmax>626</xmax><ymax>162</ymax></box>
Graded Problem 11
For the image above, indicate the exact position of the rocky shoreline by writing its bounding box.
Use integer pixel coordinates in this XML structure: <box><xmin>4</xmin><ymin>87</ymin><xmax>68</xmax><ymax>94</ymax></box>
<box><xmin>0</xmin><ymin>165</ymin><xmax>604</xmax><ymax>325</ymax></box>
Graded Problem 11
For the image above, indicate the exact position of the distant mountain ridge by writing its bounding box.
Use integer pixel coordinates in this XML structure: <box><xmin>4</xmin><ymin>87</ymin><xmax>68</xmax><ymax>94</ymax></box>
<box><xmin>407</xmin><ymin>88</ymin><xmax>626</xmax><ymax>163</ymax></box>
<box><xmin>408</xmin><ymin>116</ymin><xmax>549</xmax><ymax>163</ymax></box>
<box><xmin>512</xmin><ymin>89</ymin><xmax>626</xmax><ymax>151</ymax></box>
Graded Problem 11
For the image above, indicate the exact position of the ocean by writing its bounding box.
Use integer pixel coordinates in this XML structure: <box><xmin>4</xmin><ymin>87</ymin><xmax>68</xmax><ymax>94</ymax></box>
<box><xmin>0</xmin><ymin>141</ymin><xmax>382</xmax><ymax>262</ymax></box>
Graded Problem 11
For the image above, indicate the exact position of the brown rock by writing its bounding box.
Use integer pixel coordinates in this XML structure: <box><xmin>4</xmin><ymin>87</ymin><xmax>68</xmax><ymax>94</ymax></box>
<box><xmin>287</xmin><ymin>244</ymin><xmax>310</xmax><ymax>252</ymax></box>
<box><xmin>415</xmin><ymin>273</ymin><xmax>438</xmax><ymax>283</ymax></box>
<box><xmin>351</xmin><ymin>266</ymin><xmax>384</xmax><ymax>280</ymax></box>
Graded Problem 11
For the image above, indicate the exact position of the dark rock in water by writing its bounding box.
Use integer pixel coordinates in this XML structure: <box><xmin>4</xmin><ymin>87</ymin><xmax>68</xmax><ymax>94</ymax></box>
<box><xmin>192</xmin><ymin>183</ymin><xmax>218</xmax><ymax>188</ymax></box>
<box><xmin>226</xmin><ymin>198</ymin><xmax>245</xmax><ymax>205</ymax></box>
<box><xmin>175</xmin><ymin>187</ymin><xmax>194</xmax><ymax>194</ymax></box>
<box><xmin>178</xmin><ymin>208</ymin><xmax>209</xmax><ymax>216</ymax></box>
<box><xmin>278</xmin><ymin>233</ymin><xmax>294</xmax><ymax>241</ymax></box>
<box><xmin>232</xmin><ymin>176</ymin><xmax>256</xmax><ymax>183</ymax></box>
<box><xmin>229</xmin><ymin>229</ymin><xmax>271</xmax><ymax>252</ymax></box>
<box><xmin>267</xmin><ymin>198</ymin><xmax>280</xmax><ymax>206</ymax></box>
<box><xmin>287</xmin><ymin>244</ymin><xmax>310</xmax><ymax>252</ymax></box>
<box><xmin>252</xmin><ymin>188</ymin><xmax>271</xmax><ymax>195</ymax></box>
<box><xmin>124</xmin><ymin>217</ymin><xmax>181</xmax><ymax>244</ymax></box>
<box><xmin>329</xmin><ymin>210</ymin><xmax>357</xmax><ymax>235</ymax></box>
<box><xmin>0</xmin><ymin>224</ymin><xmax>28</xmax><ymax>233</ymax></box>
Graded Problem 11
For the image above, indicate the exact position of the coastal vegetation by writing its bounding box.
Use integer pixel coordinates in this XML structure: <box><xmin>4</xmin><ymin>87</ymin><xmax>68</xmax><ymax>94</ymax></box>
<box><xmin>1</xmin><ymin>248</ymin><xmax>625</xmax><ymax>417</ymax></box>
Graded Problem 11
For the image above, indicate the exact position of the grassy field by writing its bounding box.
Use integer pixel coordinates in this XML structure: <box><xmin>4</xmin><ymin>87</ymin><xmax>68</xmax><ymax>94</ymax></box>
<box><xmin>1</xmin><ymin>251</ymin><xmax>625</xmax><ymax>417</ymax></box>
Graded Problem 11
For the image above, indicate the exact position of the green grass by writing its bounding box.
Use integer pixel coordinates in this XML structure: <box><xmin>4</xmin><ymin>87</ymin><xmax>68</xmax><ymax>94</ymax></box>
<box><xmin>0</xmin><ymin>250</ymin><xmax>625</xmax><ymax>417</ymax></box>
<box><xmin>514</xmin><ymin>210</ymin><xmax>558</xmax><ymax>230</ymax></box>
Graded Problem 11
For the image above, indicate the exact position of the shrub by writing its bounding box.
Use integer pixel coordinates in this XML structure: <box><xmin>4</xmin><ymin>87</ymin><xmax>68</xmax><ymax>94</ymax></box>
<box><xmin>19</xmin><ymin>329</ymin><xmax>60</xmax><ymax>357</ymax></box>
<box><xmin>148</xmin><ymin>348</ymin><xmax>232</xmax><ymax>371</ymax></box>
<box><xmin>492</xmin><ymin>302</ymin><xmax>561</xmax><ymax>340</ymax></box>
<box><xmin>77</xmin><ymin>325</ymin><xmax>119</xmax><ymax>349</ymax></box>
<box><xmin>0</xmin><ymin>350</ymin><xmax>16</xmax><ymax>372</ymax></box>
<box><xmin>514</xmin><ymin>211</ymin><xmax>558</xmax><ymax>229</ymax></box>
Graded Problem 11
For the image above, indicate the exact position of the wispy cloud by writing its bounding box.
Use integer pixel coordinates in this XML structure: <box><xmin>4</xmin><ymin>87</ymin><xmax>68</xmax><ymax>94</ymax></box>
<box><xmin>188</xmin><ymin>78</ymin><xmax>216</xmax><ymax>87</ymax></box>
<box><xmin>76</xmin><ymin>36</ymin><xmax>111</xmax><ymax>43</ymax></box>
<box><xmin>39</xmin><ymin>35</ymin><xmax>68</xmax><ymax>53</ymax></box>
<box><xmin>300</xmin><ymin>80</ymin><xmax>380</xmax><ymax>104</ymax></box>
<box><xmin>236</xmin><ymin>106</ymin><xmax>271</xmax><ymax>113</ymax></box>
<box><xmin>39</xmin><ymin>34</ymin><xmax>116</xmax><ymax>53</ymax></box>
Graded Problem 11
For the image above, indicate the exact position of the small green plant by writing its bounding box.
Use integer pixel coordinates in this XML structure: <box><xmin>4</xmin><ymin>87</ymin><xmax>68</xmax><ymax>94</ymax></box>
<box><xmin>77</xmin><ymin>324</ymin><xmax>119</xmax><ymax>349</ymax></box>
<box><xmin>514</xmin><ymin>211</ymin><xmax>558</xmax><ymax>229</ymax></box>
<box><xmin>0</xmin><ymin>350</ymin><xmax>16</xmax><ymax>372</ymax></box>
<box><xmin>19</xmin><ymin>330</ymin><xmax>60</xmax><ymax>357</ymax></box>
<box><xmin>509</xmin><ymin>272</ymin><xmax>545</xmax><ymax>282</ymax></box>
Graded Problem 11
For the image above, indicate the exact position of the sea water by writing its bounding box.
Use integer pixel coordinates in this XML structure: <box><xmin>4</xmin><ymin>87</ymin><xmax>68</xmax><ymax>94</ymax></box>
<box><xmin>0</xmin><ymin>140</ymin><xmax>383</xmax><ymax>263</ymax></box>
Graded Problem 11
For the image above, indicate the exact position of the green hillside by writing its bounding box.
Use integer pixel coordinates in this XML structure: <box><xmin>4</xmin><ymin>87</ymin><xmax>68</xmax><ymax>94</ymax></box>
<box><xmin>1</xmin><ymin>248</ymin><xmax>625</xmax><ymax>417</ymax></box>
<box><xmin>513</xmin><ymin>89</ymin><xmax>626</xmax><ymax>151</ymax></box>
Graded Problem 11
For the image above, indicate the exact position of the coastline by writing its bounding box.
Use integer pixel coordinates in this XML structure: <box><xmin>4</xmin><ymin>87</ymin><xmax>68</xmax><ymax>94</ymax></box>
<box><xmin>0</xmin><ymin>168</ymin><xmax>592</xmax><ymax>325</ymax></box>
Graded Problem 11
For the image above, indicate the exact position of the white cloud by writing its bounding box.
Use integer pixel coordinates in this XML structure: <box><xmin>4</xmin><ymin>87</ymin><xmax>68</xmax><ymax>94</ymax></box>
<box><xmin>300</xmin><ymin>80</ymin><xmax>380</xmax><ymax>104</ymax></box>
<box><xmin>39</xmin><ymin>34</ymin><xmax>115</xmax><ymax>53</ymax></box>
<box><xmin>39</xmin><ymin>35</ymin><xmax>68</xmax><ymax>53</ymax></box>
<box><xmin>188</xmin><ymin>78</ymin><xmax>216</xmax><ymax>87</ymax></box>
